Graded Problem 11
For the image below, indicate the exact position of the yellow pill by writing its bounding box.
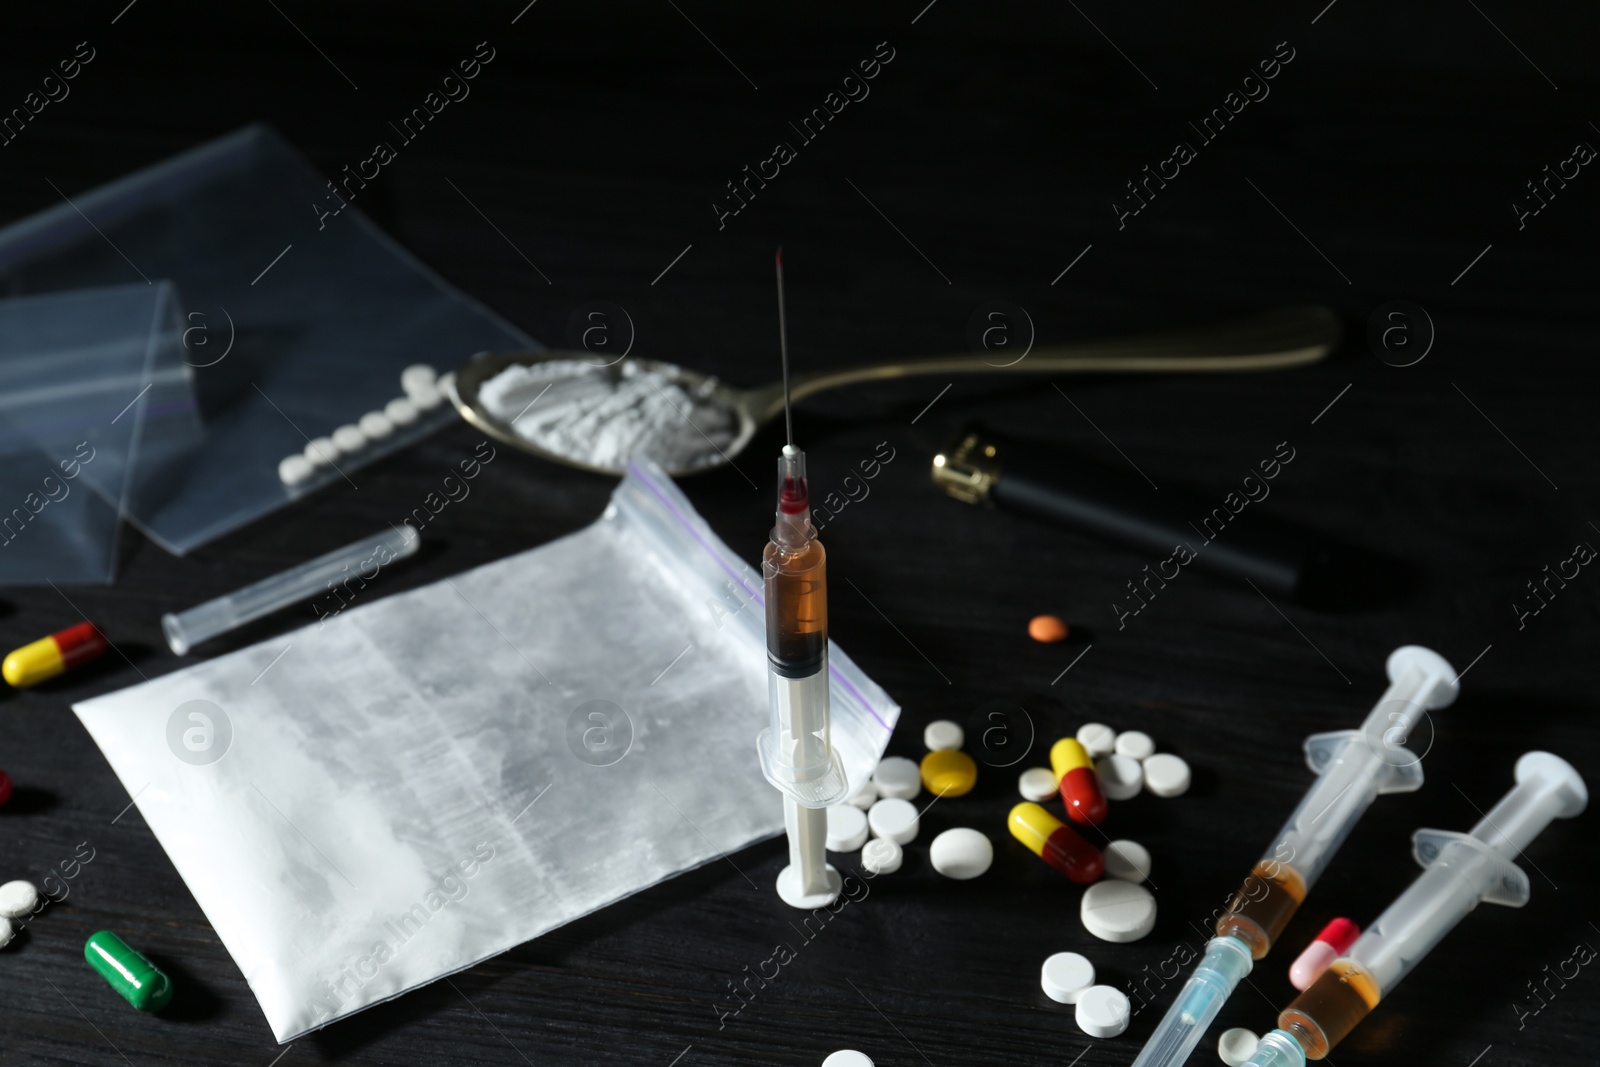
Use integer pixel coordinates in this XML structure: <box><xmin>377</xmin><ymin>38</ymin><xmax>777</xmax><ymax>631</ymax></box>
<box><xmin>1050</xmin><ymin>737</ymin><xmax>1094</xmax><ymax>780</ymax></box>
<box><xmin>920</xmin><ymin>749</ymin><xmax>977</xmax><ymax>797</ymax></box>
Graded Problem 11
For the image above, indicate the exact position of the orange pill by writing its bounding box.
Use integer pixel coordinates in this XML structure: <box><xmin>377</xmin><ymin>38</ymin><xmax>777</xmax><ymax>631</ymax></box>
<box><xmin>1028</xmin><ymin>615</ymin><xmax>1069</xmax><ymax>643</ymax></box>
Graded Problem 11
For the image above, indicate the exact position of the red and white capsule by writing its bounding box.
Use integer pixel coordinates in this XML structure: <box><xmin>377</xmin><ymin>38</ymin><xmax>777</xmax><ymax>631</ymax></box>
<box><xmin>1289</xmin><ymin>917</ymin><xmax>1361</xmax><ymax>990</ymax></box>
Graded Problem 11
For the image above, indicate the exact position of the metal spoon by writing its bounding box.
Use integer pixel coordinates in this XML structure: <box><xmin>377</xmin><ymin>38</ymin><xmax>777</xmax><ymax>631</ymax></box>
<box><xmin>450</xmin><ymin>304</ymin><xmax>1340</xmax><ymax>477</ymax></box>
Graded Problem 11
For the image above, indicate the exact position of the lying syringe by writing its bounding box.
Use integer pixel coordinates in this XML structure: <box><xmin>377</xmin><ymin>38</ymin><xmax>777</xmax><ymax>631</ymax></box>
<box><xmin>1130</xmin><ymin>646</ymin><xmax>1460</xmax><ymax>1067</ymax></box>
<box><xmin>1244</xmin><ymin>750</ymin><xmax>1587</xmax><ymax>1065</ymax></box>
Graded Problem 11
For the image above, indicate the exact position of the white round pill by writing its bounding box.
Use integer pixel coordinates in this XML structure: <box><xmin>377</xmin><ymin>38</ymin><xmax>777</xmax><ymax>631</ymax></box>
<box><xmin>826</xmin><ymin>804</ymin><xmax>870</xmax><ymax>852</ymax></box>
<box><xmin>872</xmin><ymin>756</ymin><xmax>921</xmax><ymax>800</ymax></box>
<box><xmin>861</xmin><ymin>837</ymin><xmax>903</xmax><ymax>875</ymax></box>
<box><xmin>1018</xmin><ymin>766</ymin><xmax>1058</xmax><ymax>802</ymax></box>
<box><xmin>400</xmin><ymin>363</ymin><xmax>438</xmax><ymax>398</ymax></box>
<box><xmin>1103</xmin><ymin>840</ymin><xmax>1153</xmax><ymax>883</ymax></box>
<box><xmin>868</xmin><ymin>797</ymin><xmax>920</xmax><ymax>845</ymax></box>
<box><xmin>1097</xmin><ymin>754</ymin><xmax>1144</xmax><ymax>801</ymax></box>
<box><xmin>846</xmin><ymin>778</ymin><xmax>879</xmax><ymax>811</ymax></box>
<box><xmin>385</xmin><ymin>397</ymin><xmax>419</xmax><ymax>425</ymax></box>
<box><xmin>1114</xmin><ymin>730</ymin><xmax>1156</xmax><ymax>761</ymax></box>
<box><xmin>332</xmin><ymin>424</ymin><xmax>366</xmax><ymax>454</ymax></box>
<box><xmin>924</xmin><ymin>720</ymin><xmax>964</xmax><ymax>752</ymax></box>
<box><xmin>277</xmin><ymin>454</ymin><xmax>314</xmax><ymax>486</ymax></box>
<box><xmin>929</xmin><ymin>828</ymin><xmax>992</xmax><ymax>880</ymax></box>
<box><xmin>0</xmin><ymin>880</ymin><xmax>40</xmax><ymax>919</ymax></box>
<box><xmin>1077</xmin><ymin>722</ymin><xmax>1116</xmax><ymax>758</ymax></box>
<box><xmin>411</xmin><ymin>382</ymin><xmax>444</xmax><ymax>410</ymax></box>
<box><xmin>1040</xmin><ymin>951</ymin><xmax>1096</xmax><ymax>1004</ymax></box>
<box><xmin>1144</xmin><ymin>753</ymin><xmax>1192</xmax><ymax>798</ymax></box>
<box><xmin>304</xmin><ymin>437</ymin><xmax>338</xmax><ymax>467</ymax></box>
<box><xmin>822</xmin><ymin>1052</ymin><xmax>873</xmax><ymax>1067</ymax></box>
<box><xmin>1075</xmin><ymin>984</ymin><xmax>1131</xmax><ymax>1038</ymax></box>
<box><xmin>1081</xmin><ymin>879</ymin><xmax>1157</xmax><ymax>943</ymax></box>
<box><xmin>358</xmin><ymin>411</ymin><xmax>394</xmax><ymax>439</ymax></box>
<box><xmin>1219</xmin><ymin>1028</ymin><xmax>1260</xmax><ymax>1066</ymax></box>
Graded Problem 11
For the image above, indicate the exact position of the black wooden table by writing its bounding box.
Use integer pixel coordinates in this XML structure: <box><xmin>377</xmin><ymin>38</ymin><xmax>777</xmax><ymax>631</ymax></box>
<box><xmin>2</xmin><ymin>3</ymin><xmax>1596</xmax><ymax>1064</ymax></box>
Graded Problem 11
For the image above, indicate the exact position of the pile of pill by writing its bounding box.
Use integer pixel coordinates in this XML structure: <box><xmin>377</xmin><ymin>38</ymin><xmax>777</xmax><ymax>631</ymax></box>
<box><xmin>1008</xmin><ymin>723</ymin><xmax>1190</xmax><ymax>951</ymax></box>
<box><xmin>827</xmin><ymin>719</ymin><xmax>993</xmax><ymax>881</ymax></box>
<box><xmin>278</xmin><ymin>363</ymin><xmax>452</xmax><ymax>486</ymax></box>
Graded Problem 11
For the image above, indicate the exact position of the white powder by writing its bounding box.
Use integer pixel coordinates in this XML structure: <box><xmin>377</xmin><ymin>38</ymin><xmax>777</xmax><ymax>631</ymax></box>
<box><xmin>478</xmin><ymin>359</ymin><xmax>738</xmax><ymax>472</ymax></box>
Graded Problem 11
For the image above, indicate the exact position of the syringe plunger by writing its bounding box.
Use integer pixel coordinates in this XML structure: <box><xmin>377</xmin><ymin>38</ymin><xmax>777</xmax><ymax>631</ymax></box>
<box><xmin>1471</xmin><ymin>751</ymin><xmax>1588</xmax><ymax>858</ymax></box>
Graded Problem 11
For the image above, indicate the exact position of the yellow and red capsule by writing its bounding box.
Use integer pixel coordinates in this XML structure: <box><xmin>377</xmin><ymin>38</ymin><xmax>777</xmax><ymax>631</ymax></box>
<box><xmin>3</xmin><ymin>622</ymin><xmax>108</xmax><ymax>688</ymax></box>
<box><xmin>1051</xmin><ymin>737</ymin><xmax>1108</xmax><ymax>826</ymax></box>
<box><xmin>1009</xmin><ymin>802</ymin><xmax>1104</xmax><ymax>883</ymax></box>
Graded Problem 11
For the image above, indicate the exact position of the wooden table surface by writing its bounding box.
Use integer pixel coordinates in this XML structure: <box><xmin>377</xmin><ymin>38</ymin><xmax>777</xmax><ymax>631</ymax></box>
<box><xmin>1</xmin><ymin>3</ymin><xmax>1596</xmax><ymax>1065</ymax></box>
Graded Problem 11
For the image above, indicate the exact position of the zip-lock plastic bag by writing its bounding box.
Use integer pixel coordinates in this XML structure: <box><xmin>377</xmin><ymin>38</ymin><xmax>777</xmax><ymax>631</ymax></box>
<box><xmin>73</xmin><ymin>460</ymin><xmax>899</xmax><ymax>1041</ymax></box>
<box><xmin>0</xmin><ymin>124</ymin><xmax>534</xmax><ymax>554</ymax></box>
<box><xmin>0</xmin><ymin>283</ymin><xmax>201</xmax><ymax>584</ymax></box>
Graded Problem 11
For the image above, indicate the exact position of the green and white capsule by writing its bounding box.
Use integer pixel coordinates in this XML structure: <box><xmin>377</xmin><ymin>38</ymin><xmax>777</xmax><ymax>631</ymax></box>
<box><xmin>84</xmin><ymin>930</ymin><xmax>172</xmax><ymax>1012</ymax></box>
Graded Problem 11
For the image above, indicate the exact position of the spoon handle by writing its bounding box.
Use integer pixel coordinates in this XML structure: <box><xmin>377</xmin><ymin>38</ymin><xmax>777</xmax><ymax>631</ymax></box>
<box><xmin>749</xmin><ymin>304</ymin><xmax>1340</xmax><ymax>424</ymax></box>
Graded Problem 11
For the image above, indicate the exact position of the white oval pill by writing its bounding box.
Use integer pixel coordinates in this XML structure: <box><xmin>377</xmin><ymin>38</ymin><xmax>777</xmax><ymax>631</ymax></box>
<box><xmin>847</xmin><ymin>778</ymin><xmax>879</xmax><ymax>811</ymax></box>
<box><xmin>826</xmin><ymin>804</ymin><xmax>869</xmax><ymax>852</ymax></box>
<box><xmin>1097</xmin><ymin>754</ymin><xmax>1144</xmax><ymax>801</ymax></box>
<box><xmin>332</xmin><ymin>424</ymin><xmax>366</xmax><ymax>454</ymax></box>
<box><xmin>1076</xmin><ymin>722</ymin><xmax>1116</xmax><ymax>758</ymax></box>
<box><xmin>0</xmin><ymin>915</ymin><xmax>13</xmax><ymax>949</ymax></box>
<box><xmin>924</xmin><ymin>720</ymin><xmax>964</xmax><ymax>752</ymax></box>
<box><xmin>929</xmin><ymin>828</ymin><xmax>992</xmax><ymax>880</ymax></box>
<box><xmin>822</xmin><ymin>1053</ymin><xmax>873</xmax><ymax>1067</ymax></box>
<box><xmin>1018</xmin><ymin>766</ymin><xmax>1058</xmax><ymax>802</ymax></box>
<box><xmin>1219</xmin><ymin>1028</ymin><xmax>1260</xmax><ymax>1066</ymax></box>
<box><xmin>1040</xmin><ymin>951</ymin><xmax>1096</xmax><ymax>1004</ymax></box>
<box><xmin>0</xmin><ymin>880</ymin><xmax>40</xmax><ymax>919</ymax></box>
<box><xmin>861</xmin><ymin>837</ymin><xmax>903</xmax><ymax>875</ymax></box>
<box><xmin>1114</xmin><ymin>730</ymin><xmax>1155</xmax><ymax>761</ymax></box>
<box><xmin>1143</xmin><ymin>753</ymin><xmax>1191</xmax><ymax>798</ymax></box>
<box><xmin>385</xmin><ymin>397</ymin><xmax>419</xmax><ymax>425</ymax></box>
<box><xmin>304</xmin><ymin>437</ymin><xmax>338</xmax><ymax>467</ymax></box>
<box><xmin>872</xmin><ymin>756</ymin><xmax>921</xmax><ymax>800</ymax></box>
<box><xmin>1103</xmin><ymin>840</ymin><xmax>1153</xmax><ymax>883</ymax></box>
<box><xmin>400</xmin><ymin>363</ymin><xmax>437</xmax><ymax>398</ymax></box>
<box><xmin>867</xmin><ymin>797</ymin><xmax>920</xmax><ymax>845</ymax></box>
<box><xmin>1081</xmin><ymin>879</ymin><xmax>1157</xmax><ymax>943</ymax></box>
<box><xmin>358</xmin><ymin>411</ymin><xmax>394</xmax><ymax>439</ymax></box>
<box><xmin>277</xmin><ymin>454</ymin><xmax>314</xmax><ymax>486</ymax></box>
<box><xmin>1075</xmin><ymin>984</ymin><xmax>1131</xmax><ymax>1038</ymax></box>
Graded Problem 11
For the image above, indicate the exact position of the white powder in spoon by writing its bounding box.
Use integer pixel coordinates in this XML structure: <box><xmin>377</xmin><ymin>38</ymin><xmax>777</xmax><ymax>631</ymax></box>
<box><xmin>478</xmin><ymin>359</ymin><xmax>738</xmax><ymax>471</ymax></box>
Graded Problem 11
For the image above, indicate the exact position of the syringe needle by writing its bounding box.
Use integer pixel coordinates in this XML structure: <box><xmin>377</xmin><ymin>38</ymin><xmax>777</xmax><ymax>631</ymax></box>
<box><xmin>775</xmin><ymin>246</ymin><xmax>792</xmax><ymax>449</ymax></box>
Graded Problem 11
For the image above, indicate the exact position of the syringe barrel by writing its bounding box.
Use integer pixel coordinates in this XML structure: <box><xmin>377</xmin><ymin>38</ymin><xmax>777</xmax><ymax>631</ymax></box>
<box><xmin>1343</xmin><ymin>838</ymin><xmax>1492</xmax><ymax>995</ymax></box>
<box><xmin>1260</xmin><ymin>734</ymin><xmax>1386</xmax><ymax>889</ymax></box>
<box><xmin>757</xmin><ymin>526</ymin><xmax>847</xmax><ymax>807</ymax></box>
<box><xmin>162</xmin><ymin>525</ymin><xmax>420</xmax><ymax>655</ymax></box>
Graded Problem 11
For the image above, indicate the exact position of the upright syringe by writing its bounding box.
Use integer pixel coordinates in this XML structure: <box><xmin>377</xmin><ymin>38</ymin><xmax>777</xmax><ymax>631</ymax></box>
<box><xmin>756</xmin><ymin>249</ymin><xmax>848</xmax><ymax>909</ymax></box>
<box><xmin>1244</xmin><ymin>751</ymin><xmax>1587</xmax><ymax>1066</ymax></box>
<box><xmin>1130</xmin><ymin>646</ymin><xmax>1460</xmax><ymax>1067</ymax></box>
